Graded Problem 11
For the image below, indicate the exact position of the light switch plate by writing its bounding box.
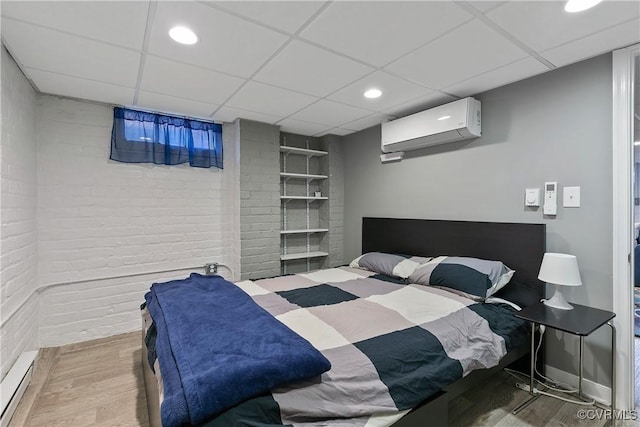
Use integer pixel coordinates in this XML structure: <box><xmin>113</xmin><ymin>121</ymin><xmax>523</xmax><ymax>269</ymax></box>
<box><xmin>563</xmin><ymin>186</ymin><xmax>580</xmax><ymax>207</ymax></box>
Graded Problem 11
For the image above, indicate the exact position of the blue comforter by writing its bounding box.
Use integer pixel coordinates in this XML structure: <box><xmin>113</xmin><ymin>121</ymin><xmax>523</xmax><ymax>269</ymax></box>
<box><xmin>145</xmin><ymin>273</ymin><xmax>331</xmax><ymax>427</ymax></box>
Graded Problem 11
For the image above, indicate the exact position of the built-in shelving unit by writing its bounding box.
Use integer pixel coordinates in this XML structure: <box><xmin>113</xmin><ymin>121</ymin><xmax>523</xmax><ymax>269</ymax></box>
<box><xmin>280</xmin><ymin>146</ymin><xmax>327</xmax><ymax>157</ymax></box>
<box><xmin>280</xmin><ymin>251</ymin><xmax>329</xmax><ymax>261</ymax></box>
<box><xmin>280</xmin><ymin>228</ymin><xmax>329</xmax><ymax>235</ymax></box>
<box><xmin>280</xmin><ymin>138</ymin><xmax>329</xmax><ymax>273</ymax></box>
<box><xmin>280</xmin><ymin>195</ymin><xmax>328</xmax><ymax>200</ymax></box>
<box><xmin>280</xmin><ymin>172</ymin><xmax>328</xmax><ymax>180</ymax></box>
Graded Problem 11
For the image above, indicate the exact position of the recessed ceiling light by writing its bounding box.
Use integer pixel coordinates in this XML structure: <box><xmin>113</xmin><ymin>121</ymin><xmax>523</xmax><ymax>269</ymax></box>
<box><xmin>169</xmin><ymin>26</ymin><xmax>198</xmax><ymax>45</ymax></box>
<box><xmin>364</xmin><ymin>88</ymin><xmax>382</xmax><ymax>99</ymax></box>
<box><xmin>564</xmin><ymin>0</ymin><xmax>602</xmax><ymax>13</ymax></box>
<box><xmin>437</xmin><ymin>115</ymin><xmax>451</xmax><ymax>121</ymax></box>
<box><xmin>634</xmin><ymin>141</ymin><xmax>640</xmax><ymax>146</ymax></box>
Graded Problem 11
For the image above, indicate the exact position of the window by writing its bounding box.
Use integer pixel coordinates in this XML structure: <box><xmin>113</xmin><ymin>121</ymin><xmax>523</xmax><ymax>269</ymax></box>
<box><xmin>110</xmin><ymin>107</ymin><xmax>223</xmax><ymax>169</ymax></box>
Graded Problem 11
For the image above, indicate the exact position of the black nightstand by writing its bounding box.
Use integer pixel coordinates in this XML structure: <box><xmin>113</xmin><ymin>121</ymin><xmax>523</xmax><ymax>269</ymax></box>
<box><xmin>512</xmin><ymin>302</ymin><xmax>616</xmax><ymax>417</ymax></box>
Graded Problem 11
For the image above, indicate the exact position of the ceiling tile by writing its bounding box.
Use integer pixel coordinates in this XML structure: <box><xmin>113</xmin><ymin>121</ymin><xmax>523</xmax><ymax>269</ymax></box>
<box><xmin>541</xmin><ymin>18</ymin><xmax>640</xmax><ymax>68</ymax></box>
<box><xmin>148</xmin><ymin>2</ymin><xmax>288</xmax><ymax>78</ymax></box>
<box><xmin>253</xmin><ymin>40</ymin><xmax>374</xmax><ymax>97</ymax></box>
<box><xmin>289</xmin><ymin>100</ymin><xmax>372</xmax><ymax>127</ymax></box>
<box><xmin>341</xmin><ymin>113</ymin><xmax>394</xmax><ymax>132</ymax></box>
<box><xmin>316</xmin><ymin>128</ymin><xmax>354</xmax><ymax>137</ymax></box>
<box><xmin>381</xmin><ymin>92</ymin><xmax>458</xmax><ymax>117</ymax></box>
<box><xmin>226</xmin><ymin>81</ymin><xmax>318</xmax><ymax>117</ymax></box>
<box><xmin>327</xmin><ymin>71</ymin><xmax>434</xmax><ymax>112</ymax></box>
<box><xmin>211</xmin><ymin>1</ymin><xmax>325</xmax><ymax>34</ymax></box>
<box><xmin>466</xmin><ymin>1</ymin><xmax>507</xmax><ymax>14</ymax></box>
<box><xmin>213</xmin><ymin>106</ymin><xmax>282</xmax><ymax>124</ymax></box>
<box><xmin>0</xmin><ymin>1</ymin><xmax>148</xmax><ymax>49</ymax></box>
<box><xmin>2</xmin><ymin>1</ymin><xmax>636</xmax><ymax>125</ymax></box>
<box><xmin>385</xmin><ymin>19</ymin><xmax>527</xmax><ymax>89</ymax></box>
<box><xmin>136</xmin><ymin>91</ymin><xmax>218</xmax><ymax>120</ymax></box>
<box><xmin>444</xmin><ymin>57</ymin><xmax>550</xmax><ymax>98</ymax></box>
<box><xmin>486</xmin><ymin>1</ymin><xmax>640</xmax><ymax>52</ymax></box>
<box><xmin>299</xmin><ymin>1</ymin><xmax>472</xmax><ymax>67</ymax></box>
<box><xmin>2</xmin><ymin>18</ymin><xmax>140</xmax><ymax>87</ymax></box>
<box><xmin>27</xmin><ymin>69</ymin><xmax>134</xmax><ymax>106</ymax></box>
<box><xmin>140</xmin><ymin>55</ymin><xmax>245</xmax><ymax>105</ymax></box>
<box><xmin>276</xmin><ymin>118</ymin><xmax>332</xmax><ymax>136</ymax></box>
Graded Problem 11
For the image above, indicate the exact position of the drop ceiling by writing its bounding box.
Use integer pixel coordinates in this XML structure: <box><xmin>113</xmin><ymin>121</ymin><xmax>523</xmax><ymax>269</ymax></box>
<box><xmin>2</xmin><ymin>1</ymin><xmax>639</xmax><ymax>137</ymax></box>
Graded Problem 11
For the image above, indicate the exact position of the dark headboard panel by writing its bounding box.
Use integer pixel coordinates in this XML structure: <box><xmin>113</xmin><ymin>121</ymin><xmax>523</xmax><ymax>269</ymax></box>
<box><xmin>362</xmin><ymin>217</ymin><xmax>546</xmax><ymax>308</ymax></box>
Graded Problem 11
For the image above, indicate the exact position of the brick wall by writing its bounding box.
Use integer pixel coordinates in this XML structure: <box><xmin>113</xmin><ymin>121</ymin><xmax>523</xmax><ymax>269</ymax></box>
<box><xmin>0</xmin><ymin>48</ymin><xmax>342</xmax><ymax>351</ymax></box>
<box><xmin>323</xmin><ymin>135</ymin><xmax>344</xmax><ymax>267</ymax></box>
<box><xmin>0</xmin><ymin>47</ymin><xmax>39</xmax><ymax>379</ymax></box>
<box><xmin>36</xmin><ymin>96</ymin><xmax>240</xmax><ymax>346</ymax></box>
<box><xmin>239</xmin><ymin>119</ymin><xmax>281</xmax><ymax>280</ymax></box>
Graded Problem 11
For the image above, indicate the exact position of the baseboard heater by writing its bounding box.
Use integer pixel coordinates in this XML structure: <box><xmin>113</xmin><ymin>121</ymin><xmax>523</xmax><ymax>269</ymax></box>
<box><xmin>0</xmin><ymin>350</ymin><xmax>38</xmax><ymax>427</ymax></box>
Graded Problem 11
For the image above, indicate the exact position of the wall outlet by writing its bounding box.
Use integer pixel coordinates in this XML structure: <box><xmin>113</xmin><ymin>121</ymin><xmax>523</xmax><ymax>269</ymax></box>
<box><xmin>204</xmin><ymin>263</ymin><xmax>218</xmax><ymax>275</ymax></box>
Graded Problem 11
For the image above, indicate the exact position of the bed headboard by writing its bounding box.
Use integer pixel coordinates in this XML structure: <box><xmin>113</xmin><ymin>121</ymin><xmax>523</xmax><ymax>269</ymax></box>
<box><xmin>361</xmin><ymin>217</ymin><xmax>546</xmax><ymax>308</ymax></box>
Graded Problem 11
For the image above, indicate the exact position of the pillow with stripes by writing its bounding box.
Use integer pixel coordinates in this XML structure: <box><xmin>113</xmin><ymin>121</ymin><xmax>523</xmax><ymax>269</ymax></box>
<box><xmin>350</xmin><ymin>252</ymin><xmax>432</xmax><ymax>279</ymax></box>
<box><xmin>408</xmin><ymin>256</ymin><xmax>515</xmax><ymax>300</ymax></box>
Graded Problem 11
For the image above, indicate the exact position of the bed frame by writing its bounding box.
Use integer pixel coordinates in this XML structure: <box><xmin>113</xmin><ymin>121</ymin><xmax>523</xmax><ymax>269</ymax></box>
<box><xmin>142</xmin><ymin>217</ymin><xmax>546</xmax><ymax>427</ymax></box>
<box><xmin>361</xmin><ymin>217</ymin><xmax>546</xmax><ymax>426</ymax></box>
<box><xmin>361</xmin><ymin>217</ymin><xmax>546</xmax><ymax>308</ymax></box>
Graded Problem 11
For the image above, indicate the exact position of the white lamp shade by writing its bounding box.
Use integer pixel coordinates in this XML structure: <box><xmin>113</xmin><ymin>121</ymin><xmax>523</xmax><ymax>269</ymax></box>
<box><xmin>538</xmin><ymin>253</ymin><xmax>582</xmax><ymax>287</ymax></box>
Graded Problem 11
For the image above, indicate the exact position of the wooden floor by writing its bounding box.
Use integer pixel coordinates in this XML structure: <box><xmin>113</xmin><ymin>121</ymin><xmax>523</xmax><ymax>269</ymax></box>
<box><xmin>8</xmin><ymin>332</ymin><xmax>640</xmax><ymax>426</ymax></box>
<box><xmin>9</xmin><ymin>332</ymin><xmax>149</xmax><ymax>427</ymax></box>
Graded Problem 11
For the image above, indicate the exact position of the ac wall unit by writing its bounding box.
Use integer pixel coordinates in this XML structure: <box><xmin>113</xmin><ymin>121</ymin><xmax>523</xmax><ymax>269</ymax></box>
<box><xmin>381</xmin><ymin>97</ymin><xmax>481</xmax><ymax>153</ymax></box>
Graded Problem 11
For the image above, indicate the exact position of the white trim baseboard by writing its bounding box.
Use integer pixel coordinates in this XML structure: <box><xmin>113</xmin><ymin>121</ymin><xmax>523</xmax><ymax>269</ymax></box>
<box><xmin>0</xmin><ymin>350</ymin><xmax>38</xmax><ymax>427</ymax></box>
<box><xmin>545</xmin><ymin>364</ymin><xmax>612</xmax><ymax>406</ymax></box>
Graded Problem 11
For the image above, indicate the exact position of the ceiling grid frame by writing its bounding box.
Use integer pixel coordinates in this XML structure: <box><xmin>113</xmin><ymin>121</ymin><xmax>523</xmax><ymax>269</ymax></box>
<box><xmin>132</xmin><ymin>0</ymin><xmax>158</xmax><ymax>106</ymax></box>
<box><xmin>1</xmin><ymin>0</ymin><xmax>638</xmax><ymax>137</ymax></box>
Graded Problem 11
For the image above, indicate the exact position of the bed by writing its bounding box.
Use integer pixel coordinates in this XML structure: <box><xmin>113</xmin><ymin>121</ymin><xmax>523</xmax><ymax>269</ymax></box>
<box><xmin>141</xmin><ymin>217</ymin><xmax>546</xmax><ymax>426</ymax></box>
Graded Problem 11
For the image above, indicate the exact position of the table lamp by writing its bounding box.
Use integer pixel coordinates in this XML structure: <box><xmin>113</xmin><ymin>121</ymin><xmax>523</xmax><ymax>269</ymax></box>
<box><xmin>537</xmin><ymin>253</ymin><xmax>582</xmax><ymax>310</ymax></box>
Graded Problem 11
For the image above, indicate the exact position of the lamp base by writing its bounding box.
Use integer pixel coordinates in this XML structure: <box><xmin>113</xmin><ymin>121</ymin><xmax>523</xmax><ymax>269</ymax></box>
<box><xmin>543</xmin><ymin>285</ymin><xmax>574</xmax><ymax>310</ymax></box>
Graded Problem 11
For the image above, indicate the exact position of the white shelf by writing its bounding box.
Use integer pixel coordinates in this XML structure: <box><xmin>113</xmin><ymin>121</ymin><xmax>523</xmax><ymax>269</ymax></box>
<box><xmin>280</xmin><ymin>251</ymin><xmax>329</xmax><ymax>261</ymax></box>
<box><xmin>280</xmin><ymin>146</ymin><xmax>328</xmax><ymax>156</ymax></box>
<box><xmin>280</xmin><ymin>141</ymin><xmax>329</xmax><ymax>272</ymax></box>
<box><xmin>280</xmin><ymin>228</ymin><xmax>329</xmax><ymax>235</ymax></box>
<box><xmin>280</xmin><ymin>196</ymin><xmax>328</xmax><ymax>200</ymax></box>
<box><xmin>280</xmin><ymin>172</ymin><xmax>328</xmax><ymax>180</ymax></box>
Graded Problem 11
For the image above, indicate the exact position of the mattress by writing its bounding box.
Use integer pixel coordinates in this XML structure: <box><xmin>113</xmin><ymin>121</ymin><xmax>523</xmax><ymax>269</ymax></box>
<box><xmin>142</xmin><ymin>266</ymin><xmax>528</xmax><ymax>426</ymax></box>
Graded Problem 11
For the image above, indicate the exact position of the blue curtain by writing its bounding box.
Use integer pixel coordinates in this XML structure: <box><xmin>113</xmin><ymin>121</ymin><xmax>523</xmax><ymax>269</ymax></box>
<box><xmin>110</xmin><ymin>107</ymin><xmax>223</xmax><ymax>169</ymax></box>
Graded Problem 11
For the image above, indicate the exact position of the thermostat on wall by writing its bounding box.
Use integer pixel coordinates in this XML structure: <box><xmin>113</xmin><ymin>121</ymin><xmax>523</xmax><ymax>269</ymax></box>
<box><xmin>525</xmin><ymin>188</ymin><xmax>540</xmax><ymax>207</ymax></box>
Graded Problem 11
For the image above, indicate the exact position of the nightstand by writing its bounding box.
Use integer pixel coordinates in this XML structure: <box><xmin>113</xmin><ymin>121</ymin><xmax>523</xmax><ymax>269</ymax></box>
<box><xmin>512</xmin><ymin>302</ymin><xmax>616</xmax><ymax>419</ymax></box>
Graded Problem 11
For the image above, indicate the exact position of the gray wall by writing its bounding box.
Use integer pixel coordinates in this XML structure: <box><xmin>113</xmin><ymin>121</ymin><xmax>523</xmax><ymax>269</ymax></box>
<box><xmin>239</xmin><ymin>119</ymin><xmax>281</xmax><ymax>280</ymax></box>
<box><xmin>322</xmin><ymin>134</ymin><xmax>345</xmax><ymax>267</ymax></box>
<box><xmin>343</xmin><ymin>54</ymin><xmax>613</xmax><ymax>386</ymax></box>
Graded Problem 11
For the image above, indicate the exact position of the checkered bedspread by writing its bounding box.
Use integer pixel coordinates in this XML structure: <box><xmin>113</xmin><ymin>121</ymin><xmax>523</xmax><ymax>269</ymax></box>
<box><xmin>144</xmin><ymin>266</ymin><xmax>528</xmax><ymax>426</ymax></box>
